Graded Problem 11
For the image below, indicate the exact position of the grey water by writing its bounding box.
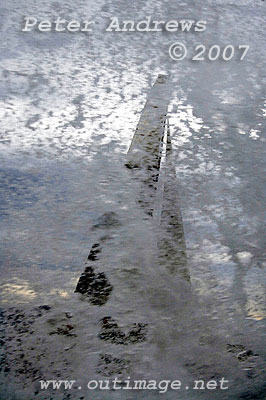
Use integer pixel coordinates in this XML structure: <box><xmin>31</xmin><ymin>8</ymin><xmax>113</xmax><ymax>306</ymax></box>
<box><xmin>0</xmin><ymin>0</ymin><xmax>265</xmax><ymax>399</ymax></box>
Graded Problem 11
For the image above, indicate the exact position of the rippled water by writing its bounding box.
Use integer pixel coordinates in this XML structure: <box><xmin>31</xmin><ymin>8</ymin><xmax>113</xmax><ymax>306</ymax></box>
<box><xmin>0</xmin><ymin>0</ymin><xmax>265</xmax><ymax>399</ymax></box>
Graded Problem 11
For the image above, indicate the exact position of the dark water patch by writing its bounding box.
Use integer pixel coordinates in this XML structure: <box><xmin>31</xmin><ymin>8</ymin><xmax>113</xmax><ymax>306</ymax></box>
<box><xmin>0</xmin><ymin>305</ymin><xmax>52</xmax><ymax>378</ymax></box>
<box><xmin>96</xmin><ymin>353</ymin><xmax>130</xmax><ymax>377</ymax></box>
<box><xmin>49</xmin><ymin>324</ymin><xmax>76</xmax><ymax>337</ymax></box>
<box><xmin>87</xmin><ymin>243</ymin><xmax>102</xmax><ymax>261</ymax></box>
<box><xmin>98</xmin><ymin>317</ymin><xmax>126</xmax><ymax>344</ymax></box>
<box><xmin>98</xmin><ymin>317</ymin><xmax>148</xmax><ymax>345</ymax></box>
<box><xmin>75</xmin><ymin>266</ymin><xmax>112</xmax><ymax>306</ymax></box>
<box><xmin>92</xmin><ymin>212</ymin><xmax>121</xmax><ymax>229</ymax></box>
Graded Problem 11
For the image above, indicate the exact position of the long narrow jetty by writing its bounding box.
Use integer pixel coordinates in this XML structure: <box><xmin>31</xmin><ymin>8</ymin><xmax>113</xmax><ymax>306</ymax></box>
<box><xmin>75</xmin><ymin>75</ymin><xmax>189</xmax><ymax>304</ymax></box>
<box><xmin>125</xmin><ymin>74</ymin><xmax>169</xmax><ymax>171</ymax></box>
<box><xmin>158</xmin><ymin>118</ymin><xmax>188</xmax><ymax>279</ymax></box>
<box><xmin>126</xmin><ymin>75</ymin><xmax>189</xmax><ymax>280</ymax></box>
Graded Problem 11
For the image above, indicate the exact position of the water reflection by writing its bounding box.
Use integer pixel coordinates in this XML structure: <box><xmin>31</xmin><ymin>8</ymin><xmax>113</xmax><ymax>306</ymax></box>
<box><xmin>0</xmin><ymin>0</ymin><xmax>266</xmax><ymax>397</ymax></box>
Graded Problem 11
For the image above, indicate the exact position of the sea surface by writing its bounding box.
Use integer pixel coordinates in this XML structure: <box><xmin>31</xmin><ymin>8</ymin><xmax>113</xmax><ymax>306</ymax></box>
<box><xmin>0</xmin><ymin>0</ymin><xmax>265</xmax><ymax>399</ymax></box>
